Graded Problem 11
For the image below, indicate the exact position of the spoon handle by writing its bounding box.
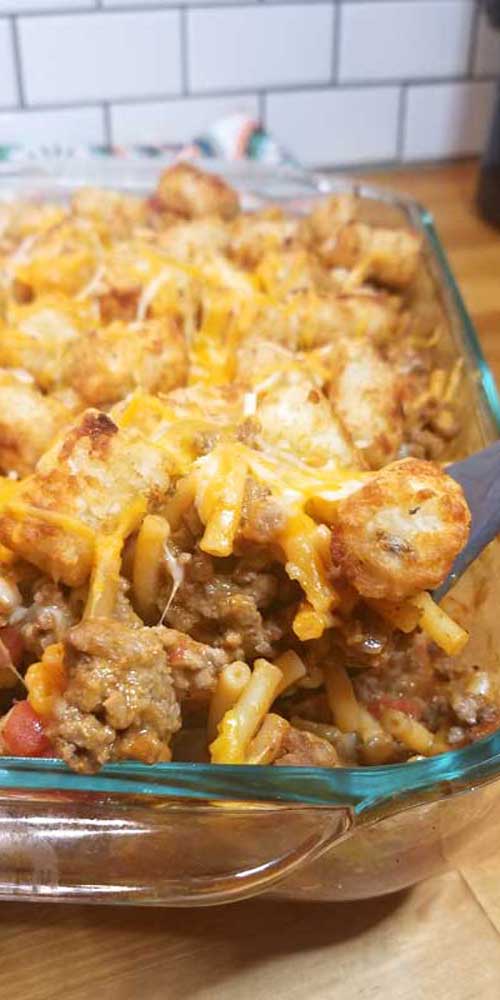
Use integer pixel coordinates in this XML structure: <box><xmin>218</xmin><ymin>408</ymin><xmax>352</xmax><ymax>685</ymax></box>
<box><xmin>433</xmin><ymin>440</ymin><xmax>500</xmax><ymax>601</ymax></box>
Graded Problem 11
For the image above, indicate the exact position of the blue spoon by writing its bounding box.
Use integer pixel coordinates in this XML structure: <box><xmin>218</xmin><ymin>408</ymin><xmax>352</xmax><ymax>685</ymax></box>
<box><xmin>433</xmin><ymin>440</ymin><xmax>500</xmax><ymax>601</ymax></box>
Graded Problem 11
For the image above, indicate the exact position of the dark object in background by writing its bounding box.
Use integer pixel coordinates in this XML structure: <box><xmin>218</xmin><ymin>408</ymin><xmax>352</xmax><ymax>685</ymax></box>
<box><xmin>477</xmin><ymin>2</ymin><xmax>500</xmax><ymax>227</ymax></box>
<box><xmin>485</xmin><ymin>0</ymin><xmax>500</xmax><ymax>26</ymax></box>
<box><xmin>477</xmin><ymin>88</ymin><xmax>500</xmax><ymax>228</ymax></box>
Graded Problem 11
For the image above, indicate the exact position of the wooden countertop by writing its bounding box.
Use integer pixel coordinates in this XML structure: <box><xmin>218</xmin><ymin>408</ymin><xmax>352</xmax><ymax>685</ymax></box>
<box><xmin>1</xmin><ymin>159</ymin><xmax>500</xmax><ymax>1000</ymax></box>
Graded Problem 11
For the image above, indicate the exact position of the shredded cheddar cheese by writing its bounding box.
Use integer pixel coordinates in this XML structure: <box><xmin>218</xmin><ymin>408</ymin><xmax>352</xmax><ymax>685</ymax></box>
<box><xmin>85</xmin><ymin>498</ymin><xmax>147</xmax><ymax>619</ymax></box>
<box><xmin>25</xmin><ymin>643</ymin><xmax>67</xmax><ymax>718</ymax></box>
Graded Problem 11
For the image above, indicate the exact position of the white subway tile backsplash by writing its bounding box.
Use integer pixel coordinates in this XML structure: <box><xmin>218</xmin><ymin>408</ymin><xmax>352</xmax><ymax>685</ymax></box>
<box><xmin>403</xmin><ymin>80</ymin><xmax>496</xmax><ymax>160</ymax></box>
<box><xmin>0</xmin><ymin>0</ymin><xmax>492</xmax><ymax>166</ymax></box>
<box><xmin>0</xmin><ymin>19</ymin><xmax>17</xmax><ymax>107</ymax></box>
<box><xmin>0</xmin><ymin>0</ymin><xmax>95</xmax><ymax>11</ymax></box>
<box><xmin>0</xmin><ymin>106</ymin><xmax>105</xmax><ymax>143</ymax></box>
<box><xmin>187</xmin><ymin>4</ymin><xmax>334</xmax><ymax>93</ymax></box>
<box><xmin>19</xmin><ymin>11</ymin><xmax>182</xmax><ymax>105</ymax></box>
<box><xmin>266</xmin><ymin>86</ymin><xmax>400</xmax><ymax>167</ymax></box>
<box><xmin>339</xmin><ymin>0</ymin><xmax>474</xmax><ymax>83</ymax></box>
<box><xmin>111</xmin><ymin>94</ymin><xmax>259</xmax><ymax>145</ymax></box>
<box><xmin>104</xmin><ymin>0</ymin><xmax>253</xmax><ymax>6</ymax></box>
<box><xmin>473</xmin><ymin>9</ymin><xmax>500</xmax><ymax>76</ymax></box>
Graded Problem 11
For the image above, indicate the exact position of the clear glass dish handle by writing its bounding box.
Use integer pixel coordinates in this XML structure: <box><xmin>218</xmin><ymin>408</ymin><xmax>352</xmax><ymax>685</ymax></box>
<box><xmin>0</xmin><ymin>793</ymin><xmax>353</xmax><ymax>905</ymax></box>
<box><xmin>3</xmin><ymin>731</ymin><xmax>500</xmax><ymax>905</ymax></box>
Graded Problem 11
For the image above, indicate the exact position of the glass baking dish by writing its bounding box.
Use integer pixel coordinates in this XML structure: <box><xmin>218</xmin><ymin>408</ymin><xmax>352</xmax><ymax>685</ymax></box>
<box><xmin>0</xmin><ymin>156</ymin><xmax>500</xmax><ymax>906</ymax></box>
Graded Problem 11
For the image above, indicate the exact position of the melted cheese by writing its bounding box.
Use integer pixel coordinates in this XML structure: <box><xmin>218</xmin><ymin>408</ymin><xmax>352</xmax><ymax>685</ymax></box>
<box><xmin>5</xmin><ymin>500</ymin><xmax>95</xmax><ymax>541</ymax></box>
<box><xmin>159</xmin><ymin>544</ymin><xmax>186</xmax><ymax>623</ymax></box>
<box><xmin>85</xmin><ymin>497</ymin><xmax>146</xmax><ymax>619</ymax></box>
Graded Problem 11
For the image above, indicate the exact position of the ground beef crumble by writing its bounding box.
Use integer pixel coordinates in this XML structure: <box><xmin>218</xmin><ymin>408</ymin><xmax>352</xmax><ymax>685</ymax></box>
<box><xmin>49</xmin><ymin>618</ymin><xmax>181</xmax><ymax>773</ymax></box>
<box><xmin>161</xmin><ymin>627</ymin><xmax>228</xmax><ymax>703</ymax></box>
<box><xmin>162</xmin><ymin>550</ymin><xmax>298</xmax><ymax>661</ymax></box>
<box><xmin>273</xmin><ymin>725</ymin><xmax>338</xmax><ymax>767</ymax></box>
<box><xmin>19</xmin><ymin>580</ymin><xmax>77</xmax><ymax>657</ymax></box>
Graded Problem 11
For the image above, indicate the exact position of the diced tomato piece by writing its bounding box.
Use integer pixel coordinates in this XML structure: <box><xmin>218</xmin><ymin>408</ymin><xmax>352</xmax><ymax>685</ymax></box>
<box><xmin>0</xmin><ymin>626</ymin><xmax>24</xmax><ymax>667</ymax></box>
<box><xmin>368</xmin><ymin>695</ymin><xmax>423</xmax><ymax>720</ymax></box>
<box><xmin>2</xmin><ymin>700</ymin><xmax>52</xmax><ymax>757</ymax></box>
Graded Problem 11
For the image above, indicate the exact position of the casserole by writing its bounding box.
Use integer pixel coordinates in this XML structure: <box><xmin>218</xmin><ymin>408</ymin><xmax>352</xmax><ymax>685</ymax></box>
<box><xmin>0</xmin><ymin>157</ymin><xmax>499</xmax><ymax>905</ymax></box>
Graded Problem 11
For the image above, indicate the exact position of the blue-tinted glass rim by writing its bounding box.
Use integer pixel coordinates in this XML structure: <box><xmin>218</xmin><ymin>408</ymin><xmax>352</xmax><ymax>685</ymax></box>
<box><xmin>419</xmin><ymin>206</ymin><xmax>500</xmax><ymax>435</ymax></box>
<box><xmin>2</xmin><ymin>728</ymin><xmax>500</xmax><ymax>816</ymax></box>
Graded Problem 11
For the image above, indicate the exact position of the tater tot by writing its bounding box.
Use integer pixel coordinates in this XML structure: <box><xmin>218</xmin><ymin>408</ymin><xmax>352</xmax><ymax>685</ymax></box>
<box><xmin>62</xmin><ymin>318</ymin><xmax>188</xmax><ymax>406</ymax></box>
<box><xmin>329</xmin><ymin>338</ymin><xmax>403</xmax><ymax>469</ymax></box>
<box><xmin>331</xmin><ymin>458</ymin><xmax>470</xmax><ymax>601</ymax></box>
<box><xmin>0</xmin><ymin>409</ymin><xmax>171</xmax><ymax>586</ymax></box>
<box><xmin>256</xmin><ymin>371</ymin><xmax>361</xmax><ymax>469</ymax></box>
<box><xmin>326</xmin><ymin>222</ymin><xmax>421</xmax><ymax>290</ymax></box>
<box><xmin>0</xmin><ymin>370</ymin><xmax>72</xmax><ymax>476</ymax></box>
<box><xmin>229</xmin><ymin>210</ymin><xmax>299</xmax><ymax>269</ymax></box>
<box><xmin>155</xmin><ymin>163</ymin><xmax>239</xmax><ymax>221</ymax></box>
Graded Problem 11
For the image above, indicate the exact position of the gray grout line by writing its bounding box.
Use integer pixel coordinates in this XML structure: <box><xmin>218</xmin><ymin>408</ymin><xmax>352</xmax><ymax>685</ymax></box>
<box><xmin>396</xmin><ymin>83</ymin><xmax>407</xmax><ymax>161</ymax></box>
<box><xmin>0</xmin><ymin>94</ymin><xmax>257</xmax><ymax>114</ymax></box>
<box><xmin>103</xmin><ymin>102</ymin><xmax>112</xmax><ymax>144</ymax></box>
<box><xmin>10</xmin><ymin>16</ymin><xmax>25</xmax><ymax>109</ymax></box>
<box><xmin>318</xmin><ymin>74</ymin><xmax>495</xmax><ymax>90</ymax></box>
<box><xmin>24</xmin><ymin>90</ymin><xmax>184</xmax><ymax>111</ymax></box>
<box><xmin>331</xmin><ymin>0</ymin><xmax>341</xmax><ymax>84</ymax></box>
<box><xmin>0</xmin><ymin>100</ymin><xmax>107</xmax><ymax>114</ymax></box>
<box><xmin>5</xmin><ymin>4</ymin><xmax>95</xmax><ymax>15</ymax></box>
<box><xmin>337</xmin><ymin>0</ymin><xmax>451</xmax><ymax>3</ymax></box>
<box><xmin>0</xmin><ymin>0</ymin><xmax>487</xmax><ymax>14</ymax></box>
<box><xmin>257</xmin><ymin>90</ymin><xmax>266</xmax><ymax>124</ymax></box>
<box><xmin>260</xmin><ymin>0</ymin><xmax>331</xmax><ymax>4</ymax></box>
<box><xmin>187</xmin><ymin>0</ymin><xmax>328</xmax><ymax>6</ymax></box>
<box><xmin>467</xmin><ymin>0</ymin><xmax>481</xmax><ymax>77</ymax></box>
<box><xmin>180</xmin><ymin>6</ymin><xmax>189</xmax><ymax>95</ymax></box>
<box><xmin>264</xmin><ymin>0</ymin><xmax>442</xmax><ymax>3</ymax></box>
<box><xmin>5</xmin><ymin>1</ymin><xmax>329</xmax><ymax>17</ymax></box>
<box><xmin>170</xmin><ymin>74</ymin><xmax>499</xmax><ymax>101</ymax></box>
<box><xmin>15</xmin><ymin>73</ymin><xmax>498</xmax><ymax>116</ymax></box>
